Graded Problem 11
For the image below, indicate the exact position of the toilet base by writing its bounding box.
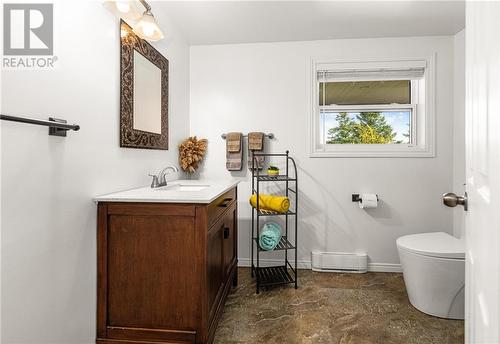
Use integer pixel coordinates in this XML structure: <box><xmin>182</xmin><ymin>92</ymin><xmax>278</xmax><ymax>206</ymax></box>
<box><xmin>398</xmin><ymin>248</ymin><xmax>465</xmax><ymax>320</ymax></box>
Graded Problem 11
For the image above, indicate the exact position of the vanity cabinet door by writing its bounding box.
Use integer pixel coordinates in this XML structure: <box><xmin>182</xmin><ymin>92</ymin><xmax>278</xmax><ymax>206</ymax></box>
<box><xmin>207</xmin><ymin>219</ymin><xmax>224</xmax><ymax>321</ymax></box>
<box><xmin>223</xmin><ymin>205</ymin><xmax>237</xmax><ymax>278</ymax></box>
<box><xmin>107</xmin><ymin>215</ymin><xmax>199</xmax><ymax>327</ymax></box>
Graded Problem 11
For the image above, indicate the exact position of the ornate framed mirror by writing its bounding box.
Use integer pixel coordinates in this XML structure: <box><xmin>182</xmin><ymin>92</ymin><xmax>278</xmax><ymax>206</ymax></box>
<box><xmin>120</xmin><ymin>20</ymin><xmax>169</xmax><ymax>149</ymax></box>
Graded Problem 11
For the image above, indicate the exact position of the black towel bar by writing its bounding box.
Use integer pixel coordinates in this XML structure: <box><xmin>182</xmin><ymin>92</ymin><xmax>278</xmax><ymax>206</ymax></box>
<box><xmin>0</xmin><ymin>114</ymin><xmax>80</xmax><ymax>136</ymax></box>
<box><xmin>221</xmin><ymin>132</ymin><xmax>274</xmax><ymax>140</ymax></box>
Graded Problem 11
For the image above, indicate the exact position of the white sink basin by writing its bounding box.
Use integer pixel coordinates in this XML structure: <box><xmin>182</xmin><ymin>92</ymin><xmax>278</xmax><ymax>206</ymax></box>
<box><xmin>94</xmin><ymin>179</ymin><xmax>239</xmax><ymax>204</ymax></box>
<box><xmin>154</xmin><ymin>183</ymin><xmax>210</xmax><ymax>192</ymax></box>
<box><xmin>177</xmin><ymin>184</ymin><xmax>210</xmax><ymax>191</ymax></box>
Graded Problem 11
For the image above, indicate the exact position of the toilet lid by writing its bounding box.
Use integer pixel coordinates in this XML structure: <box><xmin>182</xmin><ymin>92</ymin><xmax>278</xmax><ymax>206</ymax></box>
<box><xmin>396</xmin><ymin>232</ymin><xmax>465</xmax><ymax>259</ymax></box>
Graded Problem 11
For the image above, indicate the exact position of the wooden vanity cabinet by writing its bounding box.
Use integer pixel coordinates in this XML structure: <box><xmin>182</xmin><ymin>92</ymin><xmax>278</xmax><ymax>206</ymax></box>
<box><xmin>96</xmin><ymin>187</ymin><xmax>238</xmax><ymax>344</ymax></box>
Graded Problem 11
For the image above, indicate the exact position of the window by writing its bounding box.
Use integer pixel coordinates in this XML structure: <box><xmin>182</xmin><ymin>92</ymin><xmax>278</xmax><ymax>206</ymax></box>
<box><xmin>311</xmin><ymin>58</ymin><xmax>435</xmax><ymax>157</ymax></box>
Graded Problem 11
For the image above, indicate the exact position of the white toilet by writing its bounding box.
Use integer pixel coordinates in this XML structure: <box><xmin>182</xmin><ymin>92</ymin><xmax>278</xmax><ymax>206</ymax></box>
<box><xmin>397</xmin><ymin>232</ymin><xmax>465</xmax><ymax>319</ymax></box>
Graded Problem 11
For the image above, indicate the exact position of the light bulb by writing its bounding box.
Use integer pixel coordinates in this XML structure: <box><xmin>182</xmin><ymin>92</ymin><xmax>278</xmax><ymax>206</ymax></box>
<box><xmin>103</xmin><ymin>1</ymin><xmax>142</xmax><ymax>22</ymax></box>
<box><xmin>142</xmin><ymin>23</ymin><xmax>155</xmax><ymax>37</ymax></box>
<box><xmin>115</xmin><ymin>1</ymin><xmax>130</xmax><ymax>13</ymax></box>
<box><xmin>133</xmin><ymin>11</ymin><xmax>164</xmax><ymax>41</ymax></box>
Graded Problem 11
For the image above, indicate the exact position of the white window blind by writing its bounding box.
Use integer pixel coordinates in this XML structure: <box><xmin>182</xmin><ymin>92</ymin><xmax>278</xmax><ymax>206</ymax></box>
<box><xmin>316</xmin><ymin>67</ymin><xmax>425</xmax><ymax>81</ymax></box>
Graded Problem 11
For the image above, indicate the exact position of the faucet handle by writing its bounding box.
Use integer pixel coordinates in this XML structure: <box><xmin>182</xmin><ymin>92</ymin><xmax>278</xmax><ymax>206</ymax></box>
<box><xmin>149</xmin><ymin>173</ymin><xmax>160</xmax><ymax>188</ymax></box>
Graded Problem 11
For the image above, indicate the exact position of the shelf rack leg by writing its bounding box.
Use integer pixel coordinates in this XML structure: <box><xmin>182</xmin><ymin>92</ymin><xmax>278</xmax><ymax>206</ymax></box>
<box><xmin>295</xmin><ymin>160</ymin><xmax>298</xmax><ymax>289</ymax></box>
<box><xmin>251</xmin><ymin>172</ymin><xmax>255</xmax><ymax>278</ymax></box>
<box><xmin>254</xmin><ymin>150</ymin><xmax>260</xmax><ymax>294</ymax></box>
<box><xmin>285</xmin><ymin>151</ymin><xmax>289</xmax><ymax>272</ymax></box>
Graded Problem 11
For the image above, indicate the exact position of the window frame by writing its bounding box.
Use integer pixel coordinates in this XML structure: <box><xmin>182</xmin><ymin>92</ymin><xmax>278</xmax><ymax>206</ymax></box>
<box><xmin>310</xmin><ymin>56</ymin><xmax>436</xmax><ymax>158</ymax></box>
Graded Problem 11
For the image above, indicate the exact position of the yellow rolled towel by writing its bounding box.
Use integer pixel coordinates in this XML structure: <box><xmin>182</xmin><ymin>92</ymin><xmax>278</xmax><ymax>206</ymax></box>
<box><xmin>249</xmin><ymin>194</ymin><xmax>290</xmax><ymax>213</ymax></box>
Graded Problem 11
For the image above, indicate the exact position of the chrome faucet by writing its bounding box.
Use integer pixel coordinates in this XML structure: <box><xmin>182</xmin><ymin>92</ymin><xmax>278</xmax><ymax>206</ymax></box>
<box><xmin>149</xmin><ymin>165</ymin><xmax>179</xmax><ymax>188</ymax></box>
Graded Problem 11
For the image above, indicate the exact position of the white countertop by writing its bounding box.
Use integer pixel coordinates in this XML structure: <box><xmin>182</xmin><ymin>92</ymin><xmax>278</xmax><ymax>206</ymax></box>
<box><xmin>93</xmin><ymin>179</ymin><xmax>239</xmax><ymax>204</ymax></box>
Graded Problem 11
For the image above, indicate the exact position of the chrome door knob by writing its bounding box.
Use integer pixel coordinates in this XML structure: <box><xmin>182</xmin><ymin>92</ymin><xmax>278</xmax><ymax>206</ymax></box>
<box><xmin>442</xmin><ymin>192</ymin><xmax>468</xmax><ymax>211</ymax></box>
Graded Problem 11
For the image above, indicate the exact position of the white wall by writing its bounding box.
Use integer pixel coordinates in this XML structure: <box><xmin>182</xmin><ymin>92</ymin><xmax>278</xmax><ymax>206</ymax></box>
<box><xmin>0</xmin><ymin>1</ymin><xmax>190</xmax><ymax>343</ymax></box>
<box><xmin>453</xmin><ymin>29</ymin><xmax>466</xmax><ymax>238</ymax></box>
<box><xmin>190</xmin><ymin>36</ymin><xmax>456</xmax><ymax>270</ymax></box>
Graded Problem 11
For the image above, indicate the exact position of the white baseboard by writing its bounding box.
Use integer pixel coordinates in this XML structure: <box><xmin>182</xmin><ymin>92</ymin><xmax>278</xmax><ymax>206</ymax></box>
<box><xmin>237</xmin><ymin>259</ymin><xmax>402</xmax><ymax>273</ymax></box>
<box><xmin>368</xmin><ymin>263</ymin><xmax>402</xmax><ymax>273</ymax></box>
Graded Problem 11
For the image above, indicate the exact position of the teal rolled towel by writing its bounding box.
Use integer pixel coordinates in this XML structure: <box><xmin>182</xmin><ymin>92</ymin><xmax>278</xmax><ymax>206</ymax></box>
<box><xmin>259</xmin><ymin>222</ymin><xmax>282</xmax><ymax>251</ymax></box>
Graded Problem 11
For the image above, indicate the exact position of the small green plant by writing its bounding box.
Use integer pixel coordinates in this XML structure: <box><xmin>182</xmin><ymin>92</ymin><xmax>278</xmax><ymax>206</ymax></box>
<box><xmin>267</xmin><ymin>165</ymin><xmax>279</xmax><ymax>175</ymax></box>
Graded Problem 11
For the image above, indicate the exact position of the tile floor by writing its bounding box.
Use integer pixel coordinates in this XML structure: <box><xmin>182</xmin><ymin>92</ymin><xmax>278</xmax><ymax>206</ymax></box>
<box><xmin>213</xmin><ymin>268</ymin><xmax>464</xmax><ymax>344</ymax></box>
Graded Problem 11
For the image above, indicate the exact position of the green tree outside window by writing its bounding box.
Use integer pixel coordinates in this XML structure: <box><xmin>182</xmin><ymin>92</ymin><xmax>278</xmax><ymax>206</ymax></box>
<box><xmin>327</xmin><ymin>112</ymin><xmax>406</xmax><ymax>144</ymax></box>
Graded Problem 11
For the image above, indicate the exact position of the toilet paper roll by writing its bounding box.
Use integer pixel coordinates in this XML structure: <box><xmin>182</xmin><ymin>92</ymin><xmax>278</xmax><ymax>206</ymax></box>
<box><xmin>358</xmin><ymin>193</ymin><xmax>378</xmax><ymax>209</ymax></box>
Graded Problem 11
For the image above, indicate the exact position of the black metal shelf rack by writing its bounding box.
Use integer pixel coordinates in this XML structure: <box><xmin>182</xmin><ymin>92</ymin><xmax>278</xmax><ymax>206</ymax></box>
<box><xmin>250</xmin><ymin>150</ymin><xmax>298</xmax><ymax>293</ymax></box>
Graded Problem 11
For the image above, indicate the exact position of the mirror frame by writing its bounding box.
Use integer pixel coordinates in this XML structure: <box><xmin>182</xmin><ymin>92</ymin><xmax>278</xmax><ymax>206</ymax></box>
<box><xmin>120</xmin><ymin>20</ymin><xmax>169</xmax><ymax>149</ymax></box>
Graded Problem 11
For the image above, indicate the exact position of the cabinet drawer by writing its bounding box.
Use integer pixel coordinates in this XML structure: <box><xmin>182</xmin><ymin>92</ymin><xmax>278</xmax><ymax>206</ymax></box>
<box><xmin>207</xmin><ymin>187</ymin><xmax>236</xmax><ymax>228</ymax></box>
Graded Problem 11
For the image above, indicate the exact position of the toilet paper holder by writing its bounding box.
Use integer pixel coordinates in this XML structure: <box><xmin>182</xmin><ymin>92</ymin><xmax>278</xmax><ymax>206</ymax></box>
<box><xmin>352</xmin><ymin>194</ymin><xmax>379</xmax><ymax>202</ymax></box>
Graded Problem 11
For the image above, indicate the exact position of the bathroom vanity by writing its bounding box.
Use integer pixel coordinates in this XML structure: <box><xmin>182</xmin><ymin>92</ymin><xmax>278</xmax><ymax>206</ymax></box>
<box><xmin>94</xmin><ymin>180</ymin><xmax>239</xmax><ymax>344</ymax></box>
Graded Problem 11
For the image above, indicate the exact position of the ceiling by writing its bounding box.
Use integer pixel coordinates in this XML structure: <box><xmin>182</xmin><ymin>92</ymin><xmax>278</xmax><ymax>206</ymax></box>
<box><xmin>153</xmin><ymin>1</ymin><xmax>465</xmax><ymax>45</ymax></box>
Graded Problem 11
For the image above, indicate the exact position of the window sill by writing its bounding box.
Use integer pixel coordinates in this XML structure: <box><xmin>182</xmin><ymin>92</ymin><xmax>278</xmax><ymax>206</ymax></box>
<box><xmin>310</xmin><ymin>146</ymin><xmax>435</xmax><ymax>158</ymax></box>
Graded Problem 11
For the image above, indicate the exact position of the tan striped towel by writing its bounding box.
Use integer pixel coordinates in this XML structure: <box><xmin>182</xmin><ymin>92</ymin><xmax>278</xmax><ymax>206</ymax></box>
<box><xmin>248</xmin><ymin>132</ymin><xmax>265</xmax><ymax>170</ymax></box>
<box><xmin>226</xmin><ymin>132</ymin><xmax>243</xmax><ymax>171</ymax></box>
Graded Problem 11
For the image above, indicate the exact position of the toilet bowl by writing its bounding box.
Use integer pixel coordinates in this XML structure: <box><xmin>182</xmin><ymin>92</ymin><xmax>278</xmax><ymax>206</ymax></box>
<box><xmin>396</xmin><ymin>232</ymin><xmax>465</xmax><ymax>320</ymax></box>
